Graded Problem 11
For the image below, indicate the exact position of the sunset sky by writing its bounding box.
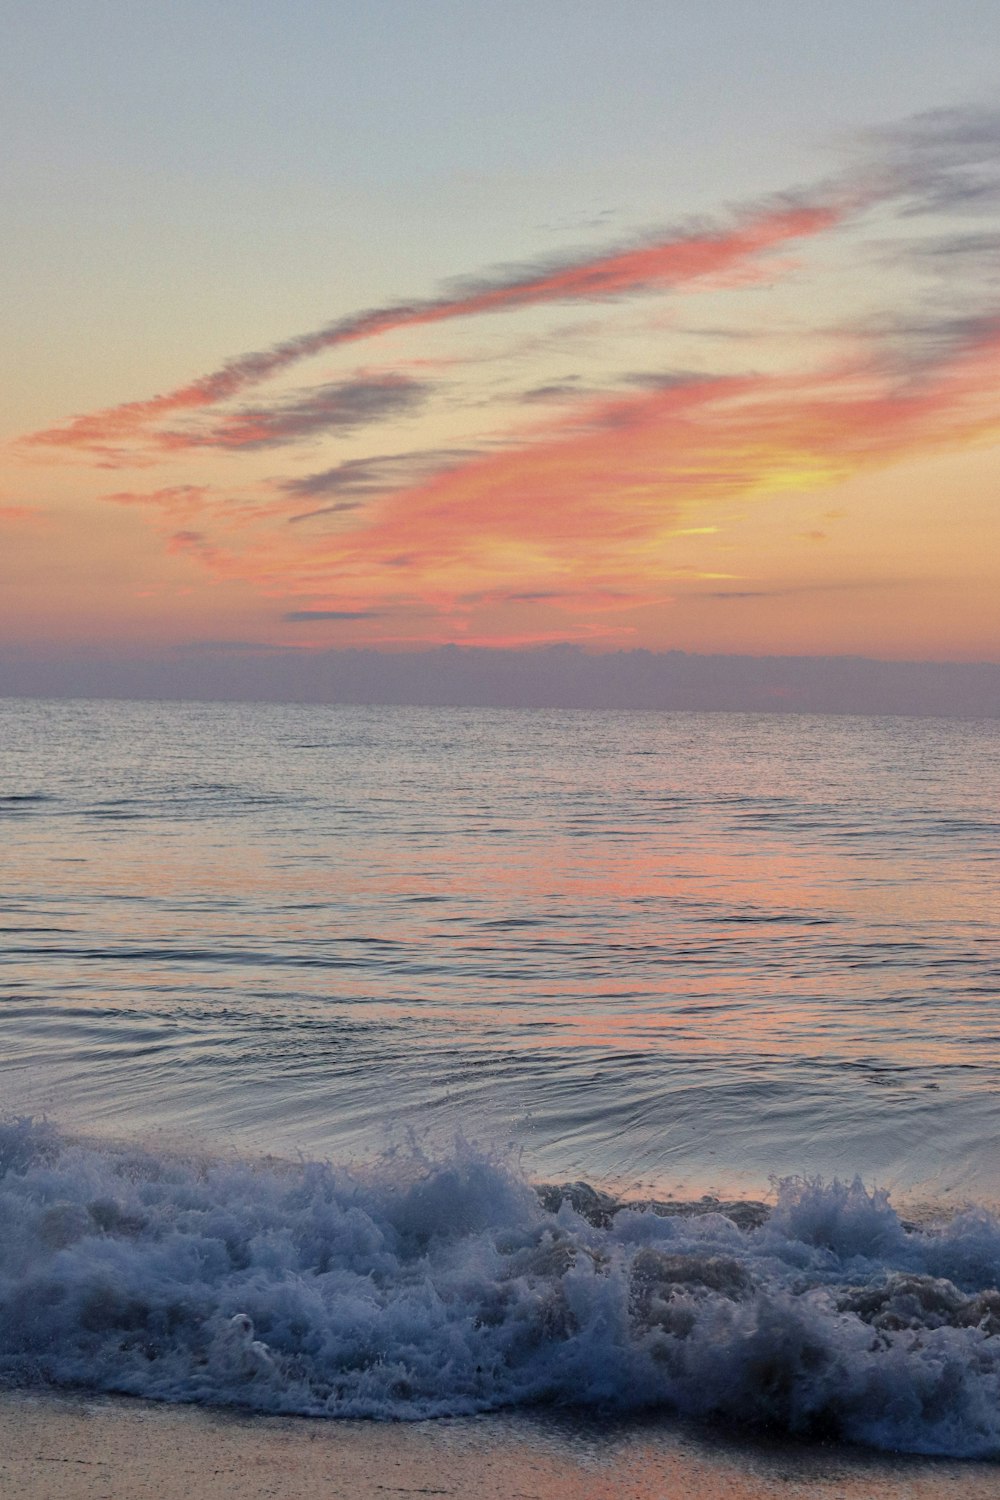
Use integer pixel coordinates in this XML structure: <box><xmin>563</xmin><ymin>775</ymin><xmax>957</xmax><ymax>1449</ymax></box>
<box><xmin>3</xmin><ymin>1</ymin><xmax>1000</xmax><ymax>695</ymax></box>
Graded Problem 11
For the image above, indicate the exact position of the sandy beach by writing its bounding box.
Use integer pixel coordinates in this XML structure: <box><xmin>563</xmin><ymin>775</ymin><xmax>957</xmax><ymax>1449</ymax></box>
<box><xmin>2</xmin><ymin>1391</ymin><xmax>998</xmax><ymax>1500</ymax></box>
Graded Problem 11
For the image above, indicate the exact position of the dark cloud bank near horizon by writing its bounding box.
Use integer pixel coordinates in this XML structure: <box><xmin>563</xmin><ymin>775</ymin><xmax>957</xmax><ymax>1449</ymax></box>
<box><xmin>1</xmin><ymin>646</ymin><xmax>998</xmax><ymax>719</ymax></box>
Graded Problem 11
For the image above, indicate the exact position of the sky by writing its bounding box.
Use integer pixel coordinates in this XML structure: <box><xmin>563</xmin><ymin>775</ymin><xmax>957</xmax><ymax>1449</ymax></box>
<box><xmin>3</xmin><ymin>1</ymin><xmax>1000</xmax><ymax>704</ymax></box>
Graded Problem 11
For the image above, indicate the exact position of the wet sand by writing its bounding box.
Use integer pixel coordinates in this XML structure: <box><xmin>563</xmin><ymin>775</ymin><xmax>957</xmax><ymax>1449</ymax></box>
<box><xmin>2</xmin><ymin>1391</ymin><xmax>998</xmax><ymax>1500</ymax></box>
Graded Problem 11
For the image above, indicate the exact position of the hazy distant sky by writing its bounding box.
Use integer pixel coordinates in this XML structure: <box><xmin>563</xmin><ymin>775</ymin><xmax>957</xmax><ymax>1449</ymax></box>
<box><xmin>3</xmin><ymin>1</ymin><xmax>1000</xmax><ymax>690</ymax></box>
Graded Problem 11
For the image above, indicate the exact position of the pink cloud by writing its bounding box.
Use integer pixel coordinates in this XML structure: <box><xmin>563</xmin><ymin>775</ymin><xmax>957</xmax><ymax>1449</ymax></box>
<box><xmin>22</xmin><ymin>201</ymin><xmax>843</xmax><ymax>460</ymax></box>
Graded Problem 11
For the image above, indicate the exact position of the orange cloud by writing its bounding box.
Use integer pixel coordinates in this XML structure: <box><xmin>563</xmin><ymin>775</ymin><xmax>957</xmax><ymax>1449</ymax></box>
<box><xmin>22</xmin><ymin>201</ymin><xmax>842</xmax><ymax>460</ymax></box>
<box><xmin>125</xmin><ymin>320</ymin><xmax>1000</xmax><ymax>645</ymax></box>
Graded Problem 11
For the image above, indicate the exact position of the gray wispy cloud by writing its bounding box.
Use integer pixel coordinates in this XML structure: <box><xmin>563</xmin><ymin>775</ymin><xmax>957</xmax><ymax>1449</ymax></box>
<box><xmin>869</xmin><ymin>104</ymin><xmax>1000</xmax><ymax>217</ymax></box>
<box><xmin>856</xmin><ymin>308</ymin><xmax>1000</xmax><ymax>368</ymax></box>
<box><xmin>170</xmin><ymin>375</ymin><xmax>430</xmax><ymax>452</ymax></box>
<box><xmin>695</xmin><ymin>580</ymin><xmax>905</xmax><ymax>601</ymax></box>
<box><xmin>519</xmin><ymin>380</ymin><xmax>587</xmax><ymax>403</ymax></box>
<box><xmin>283</xmin><ymin>447</ymin><xmax>474</xmax><ymax>510</ymax></box>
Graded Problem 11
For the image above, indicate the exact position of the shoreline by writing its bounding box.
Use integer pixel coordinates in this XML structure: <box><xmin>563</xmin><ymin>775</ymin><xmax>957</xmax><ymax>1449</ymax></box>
<box><xmin>2</xmin><ymin>1389</ymin><xmax>998</xmax><ymax>1500</ymax></box>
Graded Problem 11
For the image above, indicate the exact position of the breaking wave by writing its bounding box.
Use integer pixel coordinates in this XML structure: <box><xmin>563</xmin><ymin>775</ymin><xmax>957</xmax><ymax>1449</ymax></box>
<box><xmin>3</xmin><ymin>1118</ymin><xmax>1000</xmax><ymax>1457</ymax></box>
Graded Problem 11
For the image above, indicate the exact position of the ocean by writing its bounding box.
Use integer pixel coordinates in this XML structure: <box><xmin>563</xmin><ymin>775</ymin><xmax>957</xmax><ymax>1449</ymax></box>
<box><xmin>2</xmin><ymin>697</ymin><xmax>999</xmax><ymax>1455</ymax></box>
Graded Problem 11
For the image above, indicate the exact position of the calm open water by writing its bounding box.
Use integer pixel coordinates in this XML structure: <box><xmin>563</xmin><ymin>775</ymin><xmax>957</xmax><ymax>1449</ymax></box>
<box><xmin>2</xmin><ymin>697</ymin><xmax>1000</xmax><ymax>1449</ymax></box>
<box><xmin>3</xmin><ymin>697</ymin><xmax>999</xmax><ymax>1198</ymax></box>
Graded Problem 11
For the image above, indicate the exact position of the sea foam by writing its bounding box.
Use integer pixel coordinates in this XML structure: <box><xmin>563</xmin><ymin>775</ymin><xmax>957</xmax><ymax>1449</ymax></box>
<box><xmin>2</xmin><ymin>1117</ymin><xmax>1000</xmax><ymax>1457</ymax></box>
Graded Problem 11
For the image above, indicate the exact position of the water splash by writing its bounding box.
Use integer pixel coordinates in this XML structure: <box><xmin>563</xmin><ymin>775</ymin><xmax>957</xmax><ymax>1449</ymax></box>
<box><xmin>2</xmin><ymin>1118</ymin><xmax>1000</xmax><ymax>1456</ymax></box>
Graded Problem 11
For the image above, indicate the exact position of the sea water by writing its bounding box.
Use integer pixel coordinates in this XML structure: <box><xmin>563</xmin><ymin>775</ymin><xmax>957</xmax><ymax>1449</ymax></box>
<box><xmin>1</xmin><ymin>698</ymin><xmax>999</xmax><ymax>1453</ymax></box>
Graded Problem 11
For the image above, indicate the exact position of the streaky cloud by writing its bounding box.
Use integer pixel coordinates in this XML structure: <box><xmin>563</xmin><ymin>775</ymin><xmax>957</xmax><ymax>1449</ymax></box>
<box><xmin>869</xmin><ymin>104</ymin><xmax>1000</xmax><ymax>216</ymax></box>
<box><xmin>159</xmin><ymin>375</ymin><xmax>429</xmax><ymax>453</ymax></box>
<box><xmin>20</xmin><ymin>103</ymin><xmax>1000</xmax><ymax>469</ymax></box>
<box><xmin>853</xmin><ymin>310</ymin><xmax>1000</xmax><ymax>370</ymax></box>
<box><xmin>696</xmin><ymin>581</ymin><xmax>908</xmax><ymax>601</ymax></box>
<box><xmin>282</xmin><ymin>448</ymin><xmax>475</xmax><ymax>502</ymax></box>
<box><xmin>22</xmin><ymin>199</ymin><xmax>842</xmax><ymax>458</ymax></box>
<box><xmin>907</xmin><ymin>230</ymin><xmax>1000</xmax><ymax>266</ymax></box>
<box><xmin>264</xmin><ymin>320</ymin><xmax>1000</xmax><ymax>611</ymax></box>
<box><xmin>286</xmin><ymin>502</ymin><xmax>365</xmax><ymax>525</ymax></box>
<box><xmin>116</xmin><ymin>317</ymin><xmax>1000</xmax><ymax>628</ymax></box>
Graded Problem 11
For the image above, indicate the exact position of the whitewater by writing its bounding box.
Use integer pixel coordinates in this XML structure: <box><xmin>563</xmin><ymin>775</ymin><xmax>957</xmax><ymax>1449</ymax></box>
<box><xmin>6</xmin><ymin>1118</ymin><xmax>1000</xmax><ymax>1455</ymax></box>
